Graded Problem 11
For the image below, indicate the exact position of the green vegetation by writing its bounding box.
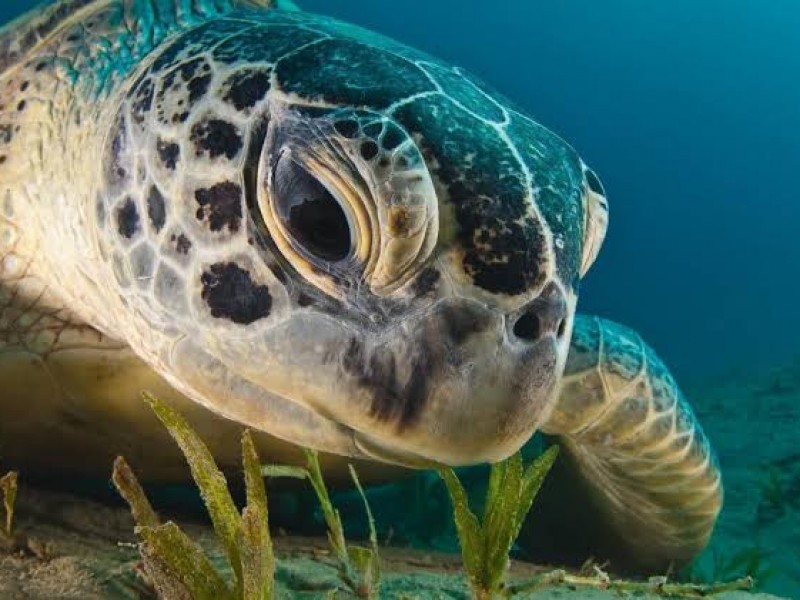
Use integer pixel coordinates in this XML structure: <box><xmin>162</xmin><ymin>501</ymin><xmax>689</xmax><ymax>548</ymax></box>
<box><xmin>0</xmin><ymin>470</ymin><xmax>18</xmax><ymax>539</ymax></box>
<box><xmin>264</xmin><ymin>450</ymin><xmax>381</xmax><ymax>598</ymax></box>
<box><xmin>438</xmin><ymin>446</ymin><xmax>559</xmax><ymax>599</ymax></box>
<box><xmin>112</xmin><ymin>393</ymin><xmax>273</xmax><ymax>599</ymax></box>
<box><xmin>109</xmin><ymin>395</ymin><xmax>759</xmax><ymax>600</ymax></box>
<box><xmin>114</xmin><ymin>393</ymin><xmax>380</xmax><ymax>599</ymax></box>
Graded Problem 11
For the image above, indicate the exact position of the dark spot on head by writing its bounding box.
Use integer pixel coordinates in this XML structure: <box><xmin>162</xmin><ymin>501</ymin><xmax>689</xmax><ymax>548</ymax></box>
<box><xmin>187</xmin><ymin>73</ymin><xmax>212</xmax><ymax>104</ymax></box>
<box><xmin>20</xmin><ymin>81</ymin><xmax>29</xmax><ymax>92</ymax></box>
<box><xmin>156</xmin><ymin>139</ymin><xmax>180</xmax><ymax>170</ymax></box>
<box><xmin>200</xmin><ymin>262</ymin><xmax>272</xmax><ymax>324</ymax></box>
<box><xmin>130</xmin><ymin>78</ymin><xmax>154</xmax><ymax>124</ymax></box>
<box><xmin>0</xmin><ymin>156</ymin><xmax>6</xmax><ymax>165</ymax></box>
<box><xmin>95</xmin><ymin>196</ymin><xmax>106</xmax><ymax>224</ymax></box>
<box><xmin>171</xmin><ymin>233</ymin><xmax>192</xmax><ymax>254</ymax></box>
<box><xmin>147</xmin><ymin>186</ymin><xmax>167</xmax><ymax>232</ymax></box>
<box><xmin>296</xmin><ymin>293</ymin><xmax>316</xmax><ymax>307</ymax></box>
<box><xmin>334</xmin><ymin>119</ymin><xmax>359</xmax><ymax>138</ymax></box>
<box><xmin>388</xmin><ymin>207</ymin><xmax>411</xmax><ymax>236</ymax></box>
<box><xmin>412</xmin><ymin>267</ymin><xmax>440</xmax><ymax>296</ymax></box>
<box><xmin>16</xmin><ymin>100</ymin><xmax>26</xmax><ymax>112</ymax></box>
<box><xmin>222</xmin><ymin>69</ymin><xmax>271</xmax><ymax>111</ymax></box>
<box><xmin>194</xmin><ymin>181</ymin><xmax>243</xmax><ymax>233</ymax></box>
<box><xmin>116</xmin><ymin>197</ymin><xmax>140</xmax><ymax>239</ymax></box>
<box><xmin>190</xmin><ymin>119</ymin><xmax>242</xmax><ymax>160</ymax></box>
<box><xmin>438</xmin><ymin>302</ymin><xmax>492</xmax><ymax>345</ymax></box>
<box><xmin>35</xmin><ymin>62</ymin><xmax>47</xmax><ymax>72</ymax></box>
<box><xmin>360</xmin><ymin>140</ymin><xmax>379</xmax><ymax>161</ymax></box>
<box><xmin>341</xmin><ymin>337</ymin><xmax>432</xmax><ymax>428</ymax></box>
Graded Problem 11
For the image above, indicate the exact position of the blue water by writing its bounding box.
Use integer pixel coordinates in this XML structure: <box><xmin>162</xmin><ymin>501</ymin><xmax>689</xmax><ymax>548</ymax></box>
<box><xmin>2</xmin><ymin>1</ymin><xmax>798</xmax><ymax>596</ymax></box>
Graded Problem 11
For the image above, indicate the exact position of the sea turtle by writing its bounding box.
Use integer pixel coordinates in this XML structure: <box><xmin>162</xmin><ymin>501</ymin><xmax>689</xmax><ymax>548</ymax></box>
<box><xmin>0</xmin><ymin>0</ymin><xmax>721</xmax><ymax>571</ymax></box>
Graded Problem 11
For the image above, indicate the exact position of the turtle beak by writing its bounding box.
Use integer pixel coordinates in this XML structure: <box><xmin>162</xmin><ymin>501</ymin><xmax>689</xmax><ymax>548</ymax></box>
<box><xmin>335</xmin><ymin>292</ymin><xmax>569</xmax><ymax>467</ymax></box>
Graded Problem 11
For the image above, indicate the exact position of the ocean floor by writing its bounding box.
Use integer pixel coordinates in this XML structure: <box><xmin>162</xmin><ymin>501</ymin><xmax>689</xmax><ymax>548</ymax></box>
<box><xmin>0</xmin><ymin>485</ymin><xmax>787</xmax><ymax>599</ymax></box>
<box><xmin>1</xmin><ymin>359</ymin><xmax>798</xmax><ymax>599</ymax></box>
<box><xmin>685</xmin><ymin>358</ymin><xmax>800</xmax><ymax>598</ymax></box>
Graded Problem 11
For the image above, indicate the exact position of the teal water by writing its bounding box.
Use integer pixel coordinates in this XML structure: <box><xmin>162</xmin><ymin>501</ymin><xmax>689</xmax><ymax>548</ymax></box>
<box><xmin>1</xmin><ymin>1</ymin><xmax>798</xmax><ymax>597</ymax></box>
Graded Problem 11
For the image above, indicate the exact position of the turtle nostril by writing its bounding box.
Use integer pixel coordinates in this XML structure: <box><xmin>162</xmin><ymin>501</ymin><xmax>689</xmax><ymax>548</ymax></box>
<box><xmin>513</xmin><ymin>311</ymin><xmax>541</xmax><ymax>341</ymax></box>
<box><xmin>557</xmin><ymin>319</ymin><xmax>567</xmax><ymax>339</ymax></box>
<box><xmin>510</xmin><ymin>282</ymin><xmax>569</xmax><ymax>343</ymax></box>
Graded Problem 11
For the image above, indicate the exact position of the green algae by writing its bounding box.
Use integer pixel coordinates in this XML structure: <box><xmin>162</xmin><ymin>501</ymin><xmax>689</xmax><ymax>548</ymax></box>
<box><xmin>438</xmin><ymin>446</ymin><xmax>559</xmax><ymax>599</ymax></box>
<box><xmin>0</xmin><ymin>470</ymin><xmax>17</xmax><ymax>539</ymax></box>
<box><xmin>112</xmin><ymin>394</ymin><xmax>274</xmax><ymax>600</ymax></box>
<box><xmin>264</xmin><ymin>451</ymin><xmax>381</xmax><ymax>598</ymax></box>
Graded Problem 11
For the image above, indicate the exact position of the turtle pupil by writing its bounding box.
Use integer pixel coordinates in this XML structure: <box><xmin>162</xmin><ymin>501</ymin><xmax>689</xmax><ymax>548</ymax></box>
<box><xmin>274</xmin><ymin>155</ymin><xmax>351</xmax><ymax>262</ymax></box>
<box><xmin>289</xmin><ymin>193</ymin><xmax>350</xmax><ymax>261</ymax></box>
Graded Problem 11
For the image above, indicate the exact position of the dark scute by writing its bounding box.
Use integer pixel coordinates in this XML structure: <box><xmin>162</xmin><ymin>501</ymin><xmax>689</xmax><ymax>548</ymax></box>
<box><xmin>147</xmin><ymin>186</ymin><xmax>167</xmax><ymax>232</ymax></box>
<box><xmin>394</xmin><ymin>96</ymin><xmax>544</xmax><ymax>295</ymax></box>
<box><xmin>275</xmin><ymin>38</ymin><xmax>435</xmax><ymax>109</ymax></box>
<box><xmin>222</xmin><ymin>69</ymin><xmax>271</xmax><ymax>111</ymax></box>
<box><xmin>506</xmin><ymin>113</ymin><xmax>585</xmax><ymax>289</ymax></box>
<box><xmin>333</xmin><ymin>118</ymin><xmax>359</xmax><ymax>138</ymax></box>
<box><xmin>130</xmin><ymin>77</ymin><xmax>154</xmax><ymax>124</ymax></box>
<box><xmin>187</xmin><ymin>73</ymin><xmax>212</xmax><ymax>103</ymax></box>
<box><xmin>381</xmin><ymin>124</ymin><xmax>404</xmax><ymax>150</ymax></box>
<box><xmin>362</xmin><ymin>121</ymin><xmax>383</xmax><ymax>138</ymax></box>
<box><xmin>156</xmin><ymin>139</ymin><xmax>180</xmax><ymax>169</ymax></box>
<box><xmin>200</xmin><ymin>262</ymin><xmax>272</xmax><ymax>324</ymax></box>
<box><xmin>190</xmin><ymin>119</ymin><xmax>243</xmax><ymax>160</ymax></box>
<box><xmin>105</xmin><ymin>116</ymin><xmax>129</xmax><ymax>187</ymax></box>
<box><xmin>360</xmin><ymin>140</ymin><xmax>379</xmax><ymax>161</ymax></box>
<box><xmin>116</xmin><ymin>197</ymin><xmax>140</xmax><ymax>239</ymax></box>
<box><xmin>194</xmin><ymin>181</ymin><xmax>243</xmax><ymax>233</ymax></box>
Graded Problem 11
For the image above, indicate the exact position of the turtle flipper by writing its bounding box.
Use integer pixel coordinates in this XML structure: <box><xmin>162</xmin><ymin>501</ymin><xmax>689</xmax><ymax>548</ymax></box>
<box><xmin>537</xmin><ymin>314</ymin><xmax>722</xmax><ymax>570</ymax></box>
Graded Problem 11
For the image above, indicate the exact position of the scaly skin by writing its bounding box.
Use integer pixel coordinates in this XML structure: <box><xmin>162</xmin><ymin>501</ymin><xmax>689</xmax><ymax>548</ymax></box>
<box><xmin>0</xmin><ymin>0</ymin><xmax>722</xmax><ymax>571</ymax></box>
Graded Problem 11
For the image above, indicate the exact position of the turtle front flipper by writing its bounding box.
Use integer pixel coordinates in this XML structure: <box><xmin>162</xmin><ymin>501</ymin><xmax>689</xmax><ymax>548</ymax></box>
<box><xmin>536</xmin><ymin>314</ymin><xmax>722</xmax><ymax>571</ymax></box>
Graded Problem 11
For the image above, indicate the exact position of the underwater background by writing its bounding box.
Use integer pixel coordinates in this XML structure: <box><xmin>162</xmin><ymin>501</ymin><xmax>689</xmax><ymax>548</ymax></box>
<box><xmin>1</xmin><ymin>0</ymin><xmax>798</xmax><ymax>597</ymax></box>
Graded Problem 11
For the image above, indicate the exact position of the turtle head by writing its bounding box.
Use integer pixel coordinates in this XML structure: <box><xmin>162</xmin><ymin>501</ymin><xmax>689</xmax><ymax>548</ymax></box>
<box><xmin>98</xmin><ymin>13</ymin><xmax>608</xmax><ymax>466</ymax></box>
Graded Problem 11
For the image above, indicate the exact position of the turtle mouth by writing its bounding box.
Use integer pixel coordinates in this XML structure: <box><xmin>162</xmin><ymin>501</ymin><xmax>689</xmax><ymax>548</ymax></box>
<box><xmin>352</xmin><ymin>429</ymin><xmax>442</xmax><ymax>469</ymax></box>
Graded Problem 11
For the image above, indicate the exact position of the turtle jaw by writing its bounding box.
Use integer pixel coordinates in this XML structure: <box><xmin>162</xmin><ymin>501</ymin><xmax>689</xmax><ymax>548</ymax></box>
<box><xmin>213</xmin><ymin>296</ymin><xmax>568</xmax><ymax>468</ymax></box>
<box><xmin>346</xmin><ymin>331</ymin><xmax>565</xmax><ymax>468</ymax></box>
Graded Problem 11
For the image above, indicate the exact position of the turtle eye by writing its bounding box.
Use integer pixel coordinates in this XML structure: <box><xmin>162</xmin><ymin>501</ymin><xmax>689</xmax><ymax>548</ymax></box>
<box><xmin>273</xmin><ymin>151</ymin><xmax>352</xmax><ymax>263</ymax></box>
<box><xmin>579</xmin><ymin>166</ymin><xmax>609</xmax><ymax>277</ymax></box>
<box><xmin>586</xmin><ymin>168</ymin><xmax>605</xmax><ymax>198</ymax></box>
